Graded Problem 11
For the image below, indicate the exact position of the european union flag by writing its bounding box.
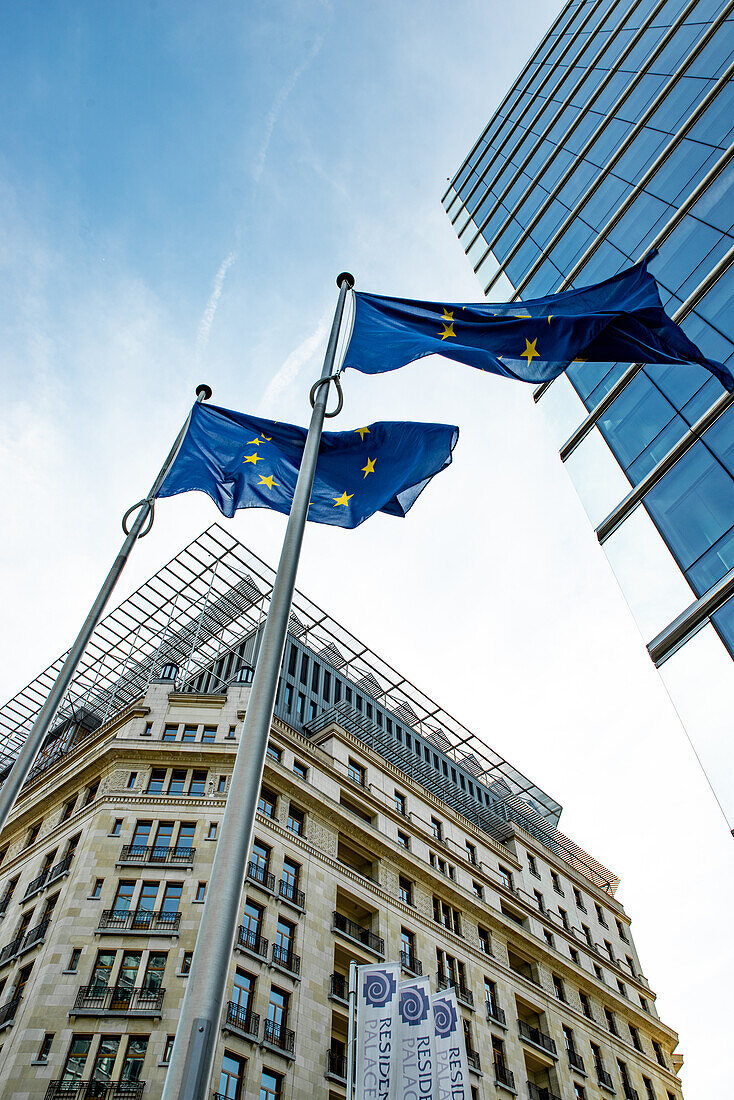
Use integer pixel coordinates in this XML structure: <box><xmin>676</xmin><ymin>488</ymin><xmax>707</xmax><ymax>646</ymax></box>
<box><xmin>341</xmin><ymin>258</ymin><xmax>734</xmax><ymax>391</ymax></box>
<box><xmin>156</xmin><ymin>403</ymin><xmax>459</xmax><ymax>529</ymax></box>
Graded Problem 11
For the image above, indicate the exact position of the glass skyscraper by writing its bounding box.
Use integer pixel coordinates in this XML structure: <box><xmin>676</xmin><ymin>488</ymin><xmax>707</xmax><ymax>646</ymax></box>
<box><xmin>443</xmin><ymin>0</ymin><xmax>733</xmax><ymax>820</ymax></box>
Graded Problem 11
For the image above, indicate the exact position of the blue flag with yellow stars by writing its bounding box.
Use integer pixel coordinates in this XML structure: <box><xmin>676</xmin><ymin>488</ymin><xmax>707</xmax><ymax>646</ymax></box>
<box><xmin>341</xmin><ymin>257</ymin><xmax>734</xmax><ymax>391</ymax></box>
<box><xmin>156</xmin><ymin>403</ymin><xmax>459</xmax><ymax>529</ymax></box>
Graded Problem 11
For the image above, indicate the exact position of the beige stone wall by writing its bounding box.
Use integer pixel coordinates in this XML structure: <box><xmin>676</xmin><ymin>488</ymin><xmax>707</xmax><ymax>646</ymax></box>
<box><xmin>0</xmin><ymin>688</ymin><xmax>683</xmax><ymax>1100</ymax></box>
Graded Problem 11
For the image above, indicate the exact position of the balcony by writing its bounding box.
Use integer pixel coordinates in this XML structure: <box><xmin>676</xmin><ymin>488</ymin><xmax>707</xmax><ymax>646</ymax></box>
<box><xmin>567</xmin><ymin>1047</ymin><xmax>586</xmax><ymax>1073</ymax></box>
<box><xmin>278</xmin><ymin>879</ymin><xmax>305</xmax><ymax>909</ymax></box>
<box><xmin>272</xmin><ymin>943</ymin><xmax>301</xmax><ymax>975</ymax></box>
<box><xmin>596</xmin><ymin>1066</ymin><xmax>614</xmax><ymax>1090</ymax></box>
<box><xmin>118</xmin><ymin>844</ymin><xmax>195</xmax><ymax>866</ymax></box>
<box><xmin>437</xmin><ymin>973</ymin><xmax>473</xmax><ymax>1008</ymax></box>
<box><xmin>247</xmin><ymin>861</ymin><xmax>275</xmax><ymax>893</ymax></box>
<box><xmin>237</xmin><ymin>926</ymin><xmax>268</xmax><ymax>959</ymax></box>
<box><xmin>224</xmin><ymin>1001</ymin><xmax>260</xmax><ymax>1039</ymax></box>
<box><xmin>98</xmin><ymin>909</ymin><xmax>180</xmax><ymax>934</ymax></box>
<box><xmin>518</xmin><ymin>1019</ymin><xmax>557</xmax><ymax>1057</ymax></box>
<box><xmin>0</xmin><ymin>995</ymin><xmax>20</xmax><ymax>1029</ymax></box>
<box><xmin>466</xmin><ymin>1049</ymin><xmax>481</xmax><ymax>1073</ymax></box>
<box><xmin>330</xmin><ymin>972</ymin><xmax>348</xmax><ymax>1003</ymax></box>
<box><xmin>263</xmin><ymin>1018</ymin><xmax>295</xmax><ymax>1056</ymax></box>
<box><xmin>326</xmin><ymin>1049</ymin><xmax>348</xmax><ymax>1083</ymax></box>
<box><xmin>45</xmin><ymin>1083</ymin><xmax>144</xmax><ymax>1100</ymax></box>
<box><xmin>24</xmin><ymin>852</ymin><xmax>74</xmax><ymax>899</ymax></box>
<box><xmin>493</xmin><ymin>1062</ymin><xmax>515</xmax><ymax>1091</ymax></box>
<box><xmin>399</xmin><ymin>950</ymin><xmax>422</xmax><ymax>975</ymax></box>
<box><xmin>72</xmin><ymin>984</ymin><xmax>165</xmax><ymax>1016</ymax></box>
<box><xmin>331</xmin><ymin>912</ymin><xmax>384</xmax><ymax>956</ymax></box>
<box><xmin>485</xmin><ymin>999</ymin><xmax>506</xmax><ymax>1028</ymax></box>
<box><xmin>527</xmin><ymin>1084</ymin><xmax>561</xmax><ymax>1100</ymax></box>
<box><xmin>0</xmin><ymin>917</ymin><xmax>50</xmax><ymax>967</ymax></box>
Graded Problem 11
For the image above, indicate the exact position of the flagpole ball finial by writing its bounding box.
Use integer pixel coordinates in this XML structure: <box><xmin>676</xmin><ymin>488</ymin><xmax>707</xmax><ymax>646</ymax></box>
<box><xmin>337</xmin><ymin>272</ymin><xmax>355</xmax><ymax>289</ymax></box>
<box><xmin>196</xmin><ymin>384</ymin><xmax>213</xmax><ymax>402</ymax></box>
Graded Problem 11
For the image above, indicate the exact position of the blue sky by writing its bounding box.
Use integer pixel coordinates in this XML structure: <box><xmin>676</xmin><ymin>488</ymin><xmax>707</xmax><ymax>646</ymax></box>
<box><xmin>0</xmin><ymin>3</ymin><xmax>730</xmax><ymax>1095</ymax></box>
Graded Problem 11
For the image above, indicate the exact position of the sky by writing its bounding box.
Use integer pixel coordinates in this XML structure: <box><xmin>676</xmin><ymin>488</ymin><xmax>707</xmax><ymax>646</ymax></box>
<box><xmin>0</xmin><ymin>2</ymin><xmax>731</xmax><ymax>1095</ymax></box>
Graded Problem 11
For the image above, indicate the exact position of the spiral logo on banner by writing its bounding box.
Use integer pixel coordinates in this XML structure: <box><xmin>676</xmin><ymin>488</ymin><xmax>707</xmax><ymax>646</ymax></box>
<box><xmin>363</xmin><ymin>968</ymin><xmax>397</xmax><ymax>1008</ymax></box>
<box><xmin>399</xmin><ymin>985</ymin><xmax>430</xmax><ymax>1026</ymax></box>
<box><xmin>433</xmin><ymin>995</ymin><xmax>458</xmax><ymax>1038</ymax></box>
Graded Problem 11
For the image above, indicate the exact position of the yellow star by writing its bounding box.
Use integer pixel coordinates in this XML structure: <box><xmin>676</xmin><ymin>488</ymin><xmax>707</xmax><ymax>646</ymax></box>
<box><xmin>333</xmin><ymin>491</ymin><xmax>353</xmax><ymax>507</ymax></box>
<box><xmin>244</xmin><ymin>452</ymin><xmax>264</xmax><ymax>465</ymax></box>
<box><xmin>354</xmin><ymin>427</ymin><xmax>370</xmax><ymax>441</ymax></box>
<box><xmin>439</xmin><ymin>322</ymin><xmax>455</xmax><ymax>340</ymax></box>
<box><xmin>261</xmin><ymin>434</ymin><xmax>272</xmax><ymax>441</ymax></box>
<box><xmin>521</xmin><ymin>338</ymin><xmax>540</xmax><ymax>364</ymax></box>
<box><xmin>361</xmin><ymin>457</ymin><xmax>376</xmax><ymax>478</ymax></box>
<box><xmin>258</xmin><ymin>474</ymin><xmax>278</xmax><ymax>490</ymax></box>
<box><xmin>548</xmin><ymin>315</ymin><xmax>553</xmax><ymax>324</ymax></box>
<box><xmin>247</xmin><ymin>436</ymin><xmax>263</xmax><ymax>446</ymax></box>
<box><xmin>441</xmin><ymin>308</ymin><xmax>454</xmax><ymax>321</ymax></box>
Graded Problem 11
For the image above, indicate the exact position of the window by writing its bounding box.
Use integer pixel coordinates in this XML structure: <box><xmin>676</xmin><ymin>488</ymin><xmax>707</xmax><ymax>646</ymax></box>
<box><xmin>534</xmin><ymin>890</ymin><xmax>545</xmax><ymax>912</ymax></box>
<box><xmin>652</xmin><ymin>1040</ymin><xmax>667</xmax><ymax>1068</ymax></box>
<box><xmin>394</xmin><ymin>791</ymin><xmax>407</xmax><ymax>816</ymax></box>
<box><xmin>582</xmin><ymin>923</ymin><xmax>593</xmax><ymax>945</ymax></box>
<box><xmin>274</xmin><ymin>918</ymin><xmax>295</xmax><ymax>966</ymax></box>
<box><xmin>552</xmin><ymin>974</ymin><xmax>566</xmax><ymax>1001</ymax></box>
<box><xmin>201</xmin><ymin>726</ymin><xmax>217</xmax><ymax>743</ymax></box>
<box><xmin>527</xmin><ymin>853</ymin><xmax>539</xmax><ymax>877</ymax></box>
<box><xmin>616</xmin><ymin>917</ymin><xmax>629</xmax><ymax>940</ymax></box>
<box><xmin>551</xmin><ymin>870</ymin><xmax>564</xmax><ymax>895</ymax></box>
<box><xmin>397</xmin><ymin>830</ymin><xmax>410</xmax><ymax>849</ymax></box>
<box><xmin>544</xmin><ymin>930</ymin><xmax>555</xmax><ymax>947</ymax></box>
<box><xmin>430</xmin><ymin>817</ymin><xmax>443</xmax><ymax>841</ymax></box>
<box><xmin>293</xmin><ymin>761</ymin><xmax>308</xmax><ymax>780</ymax></box>
<box><xmin>498</xmin><ymin>865</ymin><xmax>513</xmax><ymax>891</ymax></box>
<box><xmin>605</xmin><ymin>939</ymin><xmax>615</xmax><ymax>961</ymax></box>
<box><xmin>640</xmin><ymin>995</ymin><xmax>650</xmax><ymax>1013</ymax></box>
<box><xmin>189</xmin><ymin>770</ymin><xmax>207</xmax><ymax>796</ymax></box>
<box><xmin>25</xmin><ymin>823</ymin><xmax>41</xmax><ymax>849</ymax></box>
<box><xmin>181</xmin><ymin>951</ymin><xmax>193</xmax><ymax>975</ymax></box>
<box><xmin>220</xmin><ymin>1051</ymin><xmax>246</xmax><ymax>1099</ymax></box>
<box><xmin>260</xmin><ymin>1069</ymin><xmax>283</xmax><ymax>1100</ymax></box>
<box><xmin>617</xmin><ymin>979</ymin><xmax>627</xmax><ymax>997</ymax></box>
<box><xmin>37</xmin><ymin>1033</ymin><xmax>53</xmax><ymax>1061</ymax></box>
<box><xmin>465</xmin><ymin>841</ymin><xmax>477</xmax><ymax>865</ymax></box>
<box><xmin>195</xmin><ymin>882</ymin><xmax>206</xmax><ymax>903</ymax></box>
<box><xmin>284</xmin><ymin>684</ymin><xmax>294</xmax><ymax>710</ymax></box>
<box><xmin>162</xmin><ymin>1035</ymin><xmax>174</xmax><ymax>1064</ymax></box>
<box><xmin>281</xmin><ymin>858</ymin><xmax>300</xmax><ymax>901</ymax></box>
<box><xmin>110</xmin><ymin>819</ymin><xmax>123</xmax><ymax>837</ymax></box>
<box><xmin>625</xmin><ymin>954</ymin><xmax>636</xmax><ymax>975</ymax></box>
<box><xmin>67</xmin><ymin>948</ymin><xmax>82</xmax><ymax>972</ymax></box>
<box><xmin>478</xmin><ymin>926</ymin><xmax>491</xmax><ymax>956</ymax></box>
<box><xmin>258</xmin><ymin>788</ymin><xmax>277</xmax><ymax>818</ymax></box>
<box><xmin>84</xmin><ymin>780</ymin><xmax>100</xmax><ymax>804</ymax></box>
<box><xmin>207</xmin><ymin>823</ymin><xmax>217</xmax><ymax>840</ymax></box>
<box><xmin>573</xmin><ymin>1085</ymin><xmax>586</xmax><ymax>1099</ymax></box>
<box><xmin>630</xmin><ymin>1024</ymin><xmax>642</xmax><ymax>1052</ymax></box>
<box><xmin>595</xmin><ymin>902</ymin><xmax>608</xmax><ymax>927</ymax></box>
<box><xmin>296</xmin><ymin>693</ymin><xmax>305</xmax><ymax>719</ymax></box>
<box><xmin>643</xmin><ymin>1077</ymin><xmax>656</xmax><ymax>1100</ymax></box>
<box><xmin>60</xmin><ymin>798</ymin><xmax>76</xmax><ymax>822</ymax></box>
<box><xmin>348</xmin><ymin>759</ymin><xmax>366</xmax><ymax>786</ymax></box>
<box><xmin>181</xmin><ymin>724</ymin><xmax>197</xmax><ymax>743</ymax></box>
<box><xmin>90</xmin><ymin>878</ymin><xmax>103</xmax><ymax>899</ymax></box>
<box><xmin>121</xmin><ymin>1035</ymin><xmax>148</xmax><ymax>1083</ymax></box>
<box><xmin>579</xmin><ymin>991</ymin><xmax>592</xmax><ymax>1019</ymax></box>
<box><xmin>232</xmin><ymin>968</ymin><xmax>254</xmax><ymax>1010</ymax></box>
<box><xmin>161</xmin><ymin>882</ymin><xmax>183</xmax><ymax>914</ymax></box>
<box><xmin>162</xmin><ymin>724</ymin><xmax>178</xmax><ymax>742</ymax></box>
<box><xmin>559</xmin><ymin>907</ymin><xmax>569</xmax><ymax>930</ymax></box>
<box><xmin>472</xmin><ymin>881</ymin><xmax>483</xmax><ymax>899</ymax></box>
<box><xmin>266</xmin><ymin>743</ymin><xmax>282</xmax><ymax>762</ymax></box>
<box><xmin>227</xmin><ymin>726</ymin><xmax>236</xmax><ymax>739</ymax></box>
<box><xmin>569</xmin><ymin>947</ymin><xmax>579</xmax><ymax>964</ymax></box>
<box><xmin>142</xmin><ymin>722</ymin><xmax>153</xmax><ymax>737</ymax></box>
<box><xmin>432</xmin><ymin>897</ymin><xmax>460</xmax><ymax>935</ymax></box>
<box><xmin>147</xmin><ymin>769</ymin><xmax>166</xmax><ymax>794</ymax></box>
<box><xmin>61</xmin><ymin>1035</ymin><xmax>92</xmax><ymax>1084</ymax></box>
<box><xmin>287</xmin><ymin>806</ymin><xmax>304</xmax><ymax>836</ymax></box>
<box><xmin>604</xmin><ymin>1007</ymin><xmax>618</xmax><ymax>1035</ymax></box>
<box><xmin>593</xmin><ymin>963</ymin><xmax>604</xmax><ymax>981</ymax></box>
<box><xmin>217</xmin><ymin>775</ymin><xmax>227</xmax><ymax>793</ymax></box>
<box><xmin>398</xmin><ymin>876</ymin><xmax>413</xmax><ymax>906</ymax></box>
<box><xmin>168</xmin><ymin>770</ymin><xmax>186</xmax><ymax>795</ymax></box>
<box><xmin>573</xmin><ymin>886</ymin><xmax>586</xmax><ymax>911</ymax></box>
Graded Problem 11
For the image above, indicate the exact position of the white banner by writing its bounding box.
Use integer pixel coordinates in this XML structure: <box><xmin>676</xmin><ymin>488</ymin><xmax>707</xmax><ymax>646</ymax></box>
<box><xmin>398</xmin><ymin>977</ymin><xmax>436</xmax><ymax>1100</ymax></box>
<box><xmin>355</xmin><ymin>963</ymin><xmax>401</xmax><ymax>1100</ymax></box>
<box><xmin>431</xmin><ymin>988</ymin><xmax>471</xmax><ymax>1100</ymax></box>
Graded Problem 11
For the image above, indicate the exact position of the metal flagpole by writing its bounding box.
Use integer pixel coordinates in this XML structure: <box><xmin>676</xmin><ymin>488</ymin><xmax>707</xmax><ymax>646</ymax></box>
<box><xmin>0</xmin><ymin>383</ymin><xmax>213</xmax><ymax>839</ymax></box>
<box><xmin>161</xmin><ymin>272</ymin><xmax>354</xmax><ymax>1100</ymax></box>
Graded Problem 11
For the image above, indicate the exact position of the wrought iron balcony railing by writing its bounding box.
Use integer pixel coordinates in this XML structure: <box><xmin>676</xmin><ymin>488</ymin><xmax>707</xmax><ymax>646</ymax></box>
<box><xmin>330</xmin><ymin>972</ymin><xmax>348</xmax><ymax>1001</ymax></box>
<box><xmin>278</xmin><ymin>879</ymin><xmax>305</xmax><ymax>908</ymax></box>
<box><xmin>493</xmin><ymin>1062</ymin><xmax>515</xmax><ymax>1090</ymax></box>
<box><xmin>98</xmin><ymin>908</ymin><xmax>180</xmax><ymax>932</ymax></box>
<box><xmin>518</xmin><ymin>1018</ymin><xmax>557</xmax><ymax>1056</ymax></box>
<box><xmin>119</xmin><ymin>844</ymin><xmax>195</xmax><ymax>865</ymax></box>
<box><xmin>73</xmin><ymin>984</ymin><xmax>165</xmax><ymax>1014</ymax></box>
<box><xmin>225</xmin><ymin>1001</ymin><xmax>260</xmax><ymax>1037</ymax></box>
<box><xmin>466</xmin><ymin>1050</ymin><xmax>481</xmax><ymax>1072</ymax></box>
<box><xmin>527</xmin><ymin>1083</ymin><xmax>562</xmax><ymax>1100</ymax></box>
<box><xmin>567</xmin><ymin>1047</ymin><xmax>586</xmax><ymax>1072</ymax></box>
<box><xmin>399</xmin><ymin>950</ymin><xmax>422</xmax><ymax>975</ymax></box>
<box><xmin>436</xmin><ymin>973</ymin><xmax>473</xmax><ymax>1007</ymax></box>
<box><xmin>0</xmin><ymin>917</ymin><xmax>50</xmax><ymax>965</ymax></box>
<box><xmin>331</xmin><ymin>912</ymin><xmax>384</xmax><ymax>955</ymax></box>
<box><xmin>272</xmin><ymin>943</ymin><xmax>301</xmax><ymax>975</ymax></box>
<box><xmin>0</xmin><ymin>995</ymin><xmax>20</xmax><ymax>1027</ymax></box>
<box><xmin>326</xmin><ymin>1049</ymin><xmax>348</xmax><ymax>1081</ymax></box>
<box><xmin>247</xmin><ymin>861</ymin><xmax>275</xmax><ymax>891</ymax></box>
<box><xmin>596</xmin><ymin>1066</ymin><xmax>614</xmax><ymax>1089</ymax></box>
<box><xmin>263</xmin><ymin>1018</ymin><xmax>295</xmax><ymax>1054</ymax></box>
<box><xmin>237</xmin><ymin>926</ymin><xmax>268</xmax><ymax>958</ymax></box>
<box><xmin>622</xmin><ymin>1086</ymin><xmax>640</xmax><ymax>1100</ymax></box>
<box><xmin>24</xmin><ymin>853</ymin><xmax>74</xmax><ymax>898</ymax></box>
<box><xmin>45</xmin><ymin>1082</ymin><xmax>144</xmax><ymax>1100</ymax></box>
<box><xmin>485</xmin><ymin>998</ymin><xmax>506</xmax><ymax>1027</ymax></box>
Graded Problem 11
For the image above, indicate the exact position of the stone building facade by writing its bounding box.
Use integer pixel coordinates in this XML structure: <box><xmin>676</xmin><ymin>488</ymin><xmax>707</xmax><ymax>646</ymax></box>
<box><xmin>0</xmin><ymin>673</ymin><xmax>683</xmax><ymax>1100</ymax></box>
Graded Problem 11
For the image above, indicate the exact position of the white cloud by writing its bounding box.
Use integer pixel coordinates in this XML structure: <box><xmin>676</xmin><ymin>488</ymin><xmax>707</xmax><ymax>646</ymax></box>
<box><xmin>259</xmin><ymin>309</ymin><xmax>331</xmax><ymax>414</ymax></box>
<box><xmin>196</xmin><ymin>251</ymin><xmax>237</xmax><ymax>359</ymax></box>
<box><xmin>252</xmin><ymin>36</ymin><xmax>324</xmax><ymax>183</ymax></box>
